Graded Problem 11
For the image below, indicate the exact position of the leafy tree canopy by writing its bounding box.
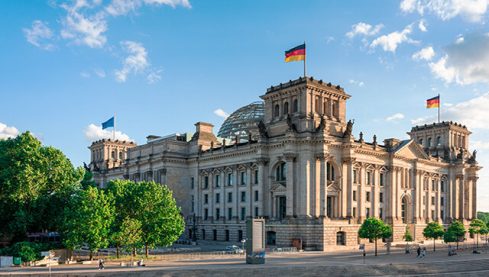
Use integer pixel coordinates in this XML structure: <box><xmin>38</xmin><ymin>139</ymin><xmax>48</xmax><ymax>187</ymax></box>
<box><xmin>0</xmin><ymin>132</ymin><xmax>83</xmax><ymax>241</ymax></box>
<box><xmin>423</xmin><ymin>222</ymin><xmax>445</xmax><ymax>240</ymax></box>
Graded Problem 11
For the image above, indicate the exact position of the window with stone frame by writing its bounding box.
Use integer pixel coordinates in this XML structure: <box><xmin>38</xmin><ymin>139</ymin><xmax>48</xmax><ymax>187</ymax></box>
<box><xmin>366</xmin><ymin>208</ymin><xmax>370</xmax><ymax>218</ymax></box>
<box><xmin>353</xmin><ymin>190</ymin><xmax>357</xmax><ymax>201</ymax></box>
<box><xmin>431</xmin><ymin>179</ymin><xmax>436</xmax><ymax>191</ymax></box>
<box><xmin>254</xmin><ymin>190</ymin><xmax>259</xmax><ymax>201</ymax></box>
<box><xmin>216</xmin><ymin>193</ymin><xmax>220</xmax><ymax>204</ymax></box>
<box><xmin>204</xmin><ymin>208</ymin><xmax>208</xmax><ymax>220</ymax></box>
<box><xmin>204</xmin><ymin>194</ymin><xmax>208</xmax><ymax>204</ymax></box>
<box><xmin>353</xmin><ymin>169</ymin><xmax>358</xmax><ymax>184</ymax></box>
<box><xmin>379</xmin><ymin>172</ymin><xmax>385</xmax><ymax>186</ymax></box>
<box><xmin>255</xmin><ymin>206</ymin><xmax>259</xmax><ymax>217</ymax></box>
<box><xmin>276</xmin><ymin>162</ymin><xmax>287</xmax><ymax>182</ymax></box>
<box><xmin>326</xmin><ymin>162</ymin><xmax>335</xmax><ymax>181</ymax></box>
<box><xmin>431</xmin><ymin>196</ymin><xmax>435</xmax><ymax>205</ymax></box>
<box><xmin>366</xmin><ymin>191</ymin><xmax>370</xmax><ymax>202</ymax></box>
<box><xmin>254</xmin><ymin>169</ymin><xmax>259</xmax><ymax>184</ymax></box>
<box><xmin>240</xmin><ymin>171</ymin><xmax>247</xmax><ymax>185</ymax></box>
<box><xmin>352</xmin><ymin>207</ymin><xmax>356</xmax><ymax>217</ymax></box>
<box><xmin>240</xmin><ymin>207</ymin><xmax>246</xmax><ymax>220</ymax></box>
<box><xmin>274</xmin><ymin>104</ymin><xmax>280</xmax><ymax>118</ymax></box>
<box><xmin>191</xmin><ymin>177</ymin><xmax>194</xmax><ymax>189</ymax></box>
<box><xmin>204</xmin><ymin>176</ymin><xmax>209</xmax><ymax>189</ymax></box>
<box><xmin>228</xmin><ymin>192</ymin><xmax>232</xmax><ymax>203</ymax></box>
<box><xmin>366</xmin><ymin>171</ymin><xmax>372</xmax><ymax>185</ymax></box>
<box><xmin>379</xmin><ymin>208</ymin><xmax>383</xmax><ymax>219</ymax></box>
<box><xmin>379</xmin><ymin>192</ymin><xmax>383</xmax><ymax>203</ymax></box>
<box><xmin>228</xmin><ymin>208</ymin><xmax>232</xmax><ymax>220</ymax></box>
<box><xmin>441</xmin><ymin>180</ymin><xmax>445</xmax><ymax>192</ymax></box>
<box><xmin>441</xmin><ymin>196</ymin><xmax>444</xmax><ymax>206</ymax></box>
<box><xmin>227</xmin><ymin>172</ymin><xmax>233</xmax><ymax>186</ymax></box>
<box><xmin>293</xmin><ymin>99</ymin><xmax>298</xmax><ymax>113</ymax></box>
<box><xmin>283</xmin><ymin>102</ymin><xmax>289</xmax><ymax>115</ymax></box>
<box><xmin>241</xmin><ymin>191</ymin><xmax>246</xmax><ymax>202</ymax></box>
<box><xmin>215</xmin><ymin>174</ymin><xmax>220</xmax><ymax>188</ymax></box>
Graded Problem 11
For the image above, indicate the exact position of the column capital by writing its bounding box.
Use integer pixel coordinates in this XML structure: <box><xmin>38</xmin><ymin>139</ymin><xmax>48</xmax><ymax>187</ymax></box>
<box><xmin>284</xmin><ymin>153</ymin><xmax>297</xmax><ymax>162</ymax></box>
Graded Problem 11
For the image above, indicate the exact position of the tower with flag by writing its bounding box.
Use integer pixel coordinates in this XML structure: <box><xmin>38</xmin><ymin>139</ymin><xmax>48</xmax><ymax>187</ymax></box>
<box><xmin>102</xmin><ymin>115</ymin><xmax>116</xmax><ymax>140</ymax></box>
<box><xmin>285</xmin><ymin>43</ymin><xmax>306</xmax><ymax>77</ymax></box>
<box><xmin>426</xmin><ymin>95</ymin><xmax>440</xmax><ymax>123</ymax></box>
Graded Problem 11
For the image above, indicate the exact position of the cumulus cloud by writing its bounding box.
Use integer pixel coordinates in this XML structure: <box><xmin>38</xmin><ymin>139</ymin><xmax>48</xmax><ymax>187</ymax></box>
<box><xmin>23</xmin><ymin>20</ymin><xmax>55</xmax><ymax>50</ymax></box>
<box><xmin>115</xmin><ymin>41</ymin><xmax>149</xmax><ymax>82</ymax></box>
<box><xmin>429</xmin><ymin>33</ymin><xmax>489</xmax><ymax>85</ymax></box>
<box><xmin>412</xmin><ymin>46</ymin><xmax>435</xmax><ymax>61</ymax></box>
<box><xmin>346</xmin><ymin>22</ymin><xmax>383</xmax><ymax>38</ymax></box>
<box><xmin>400</xmin><ymin>0</ymin><xmax>489</xmax><ymax>22</ymax></box>
<box><xmin>146</xmin><ymin>69</ymin><xmax>162</xmax><ymax>84</ymax></box>
<box><xmin>106</xmin><ymin>0</ymin><xmax>191</xmax><ymax>16</ymax></box>
<box><xmin>370</xmin><ymin>25</ymin><xmax>417</xmax><ymax>53</ymax></box>
<box><xmin>214</xmin><ymin>108</ymin><xmax>229</xmax><ymax>119</ymax></box>
<box><xmin>348</xmin><ymin>79</ymin><xmax>365</xmax><ymax>87</ymax></box>
<box><xmin>418</xmin><ymin>19</ymin><xmax>428</xmax><ymax>32</ymax></box>
<box><xmin>385</xmin><ymin>113</ymin><xmax>405</xmax><ymax>122</ymax></box>
<box><xmin>84</xmin><ymin>123</ymin><xmax>133</xmax><ymax>141</ymax></box>
<box><xmin>0</xmin><ymin>122</ymin><xmax>19</xmax><ymax>140</ymax></box>
<box><xmin>410</xmin><ymin>92</ymin><xmax>489</xmax><ymax>130</ymax></box>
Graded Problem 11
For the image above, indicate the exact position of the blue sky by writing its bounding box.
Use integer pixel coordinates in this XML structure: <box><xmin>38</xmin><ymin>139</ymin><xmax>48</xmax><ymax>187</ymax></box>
<box><xmin>2</xmin><ymin>0</ymin><xmax>489</xmax><ymax>210</ymax></box>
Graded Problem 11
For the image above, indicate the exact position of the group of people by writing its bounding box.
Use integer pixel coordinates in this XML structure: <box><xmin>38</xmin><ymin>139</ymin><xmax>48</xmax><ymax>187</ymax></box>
<box><xmin>97</xmin><ymin>258</ymin><xmax>145</xmax><ymax>270</ymax></box>
<box><xmin>416</xmin><ymin>247</ymin><xmax>427</xmax><ymax>258</ymax></box>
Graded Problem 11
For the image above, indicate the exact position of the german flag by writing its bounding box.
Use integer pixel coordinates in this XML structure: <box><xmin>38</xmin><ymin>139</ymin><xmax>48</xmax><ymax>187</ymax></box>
<box><xmin>426</xmin><ymin>95</ymin><xmax>440</xmax><ymax>109</ymax></box>
<box><xmin>285</xmin><ymin>44</ymin><xmax>305</xmax><ymax>62</ymax></box>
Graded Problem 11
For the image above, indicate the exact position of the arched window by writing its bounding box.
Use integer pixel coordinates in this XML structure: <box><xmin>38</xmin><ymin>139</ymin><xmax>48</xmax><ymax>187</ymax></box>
<box><xmin>293</xmin><ymin>99</ymin><xmax>298</xmax><ymax>113</ymax></box>
<box><xmin>111</xmin><ymin>150</ymin><xmax>115</xmax><ymax>159</ymax></box>
<box><xmin>419</xmin><ymin>138</ymin><xmax>423</xmax><ymax>145</ymax></box>
<box><xmin>315</xmin><ymin>96</ymin><xmax>320</xmax><ymax>113</ymax></box>
<box><xmin>428</xmin><ymin>137</ymin><xmax>432</xmax><ymax>147</ymax></box>
<box><xmin>436</xmin><ymin>136</ymin><xmax>441</xmax><ymax>146</ymax></box>
<box><xmin>401</xmin><ymin>196</ymin><xmax>409</xmax><ymax>224</ymax></box>
<box><xmin>119</xmin><ymin>151</ymin><xmax>123</xmax><ymax>160</ymax></box>
<box><xmin>275</xmin><ymin>162</ymin><xmax>287</xmax><ymax>182</ymax></box>
<box><xmin>327</xmin><ymin>162</ymin><xmax>335</xmax><ymax>181</ymax></box>
<box><xmin>336</xmin><ymin>231</ymin><xmax>346</xmax><ymax>245</ymax></box>
<box><xmin>283</xmin><ymin>102</ymin><xmax>289</xmax><ymax>115</ymax></box>
<box><xmin>274</xmin><ymin>104</ymin><xmax>280</xmax><ymax>117</ymax></box>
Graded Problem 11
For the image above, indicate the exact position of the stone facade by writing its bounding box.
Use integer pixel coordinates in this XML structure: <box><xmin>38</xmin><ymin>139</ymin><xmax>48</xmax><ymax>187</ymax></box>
<box><xmin>89</xmin><ymin>76</ymin><xmax>481</xmax><ymax>251</ymax></box>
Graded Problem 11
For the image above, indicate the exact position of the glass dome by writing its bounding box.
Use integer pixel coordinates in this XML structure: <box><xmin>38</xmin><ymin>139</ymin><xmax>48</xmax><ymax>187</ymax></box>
<box><xmin>217</xmin><ymin>101</ymin><xmax>265</xmax><ymax>139</ymax></box>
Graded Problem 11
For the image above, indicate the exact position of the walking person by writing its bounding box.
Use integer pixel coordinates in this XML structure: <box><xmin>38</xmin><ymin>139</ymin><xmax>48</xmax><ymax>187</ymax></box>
<box><xmin>417</xmin><ymin>246</ymin><xmax>421</xmax><ymax>258</ymax></box>
<box><xmin>421</xmin><ymin>247</ymin><xmax>426</xmax><ymax>258</ymax></box>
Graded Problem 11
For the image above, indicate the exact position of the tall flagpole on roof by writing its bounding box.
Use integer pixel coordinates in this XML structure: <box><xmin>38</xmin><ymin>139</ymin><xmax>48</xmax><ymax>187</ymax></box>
<box><xmin>113</xmin><ymin>113</ymin><xmax>116</xmax><ymax>141</ymax></box>
<box><xmin>303</xmin><ymin>41</ymin><xmax>306</xmax><ymax>78</ymax></box>
<box><xmin>438</xmin><ymin>94</ymin><xmax>441</xmax><ymax>124</ymax></box>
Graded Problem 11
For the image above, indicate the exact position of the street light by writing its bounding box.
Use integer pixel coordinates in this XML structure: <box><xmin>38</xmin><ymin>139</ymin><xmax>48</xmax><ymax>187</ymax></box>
<box><xmin>241</xmin><ymin>239</ymin><xmax>247</xmax><ymax>255</ymax></box>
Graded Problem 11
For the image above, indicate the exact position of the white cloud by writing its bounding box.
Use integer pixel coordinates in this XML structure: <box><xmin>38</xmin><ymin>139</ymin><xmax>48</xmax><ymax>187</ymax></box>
<box><xmin>418</xmin><ymin>19</ymin><xmax>428</xmax><ymax>32</ymax></box>
<box><xmin>23</xmin><ymin>20</ymin><xmax>55</xmax><ymax>50</ymax></box>
<box><xmin>214</xmin><ymin>108</ymin><xmax>229</xmax><ymax>119</ymax></box>
<box><xmin>0</xmin><ymin>122</ymin><xmax>19</xmax><ymax>140</ymax></box>
<box><xmin>370</xmin><ymin>25</ymin><xmax>417</xmax><ymax>53</ymax></box>
<box><xmin>400</xmin><ymin>0</ymin><xmax>489</xmax><ymax>22</ymax></box>
<box><xmin>385</xmin><ymin>113</ymin><xmax>405</xmax><ymax>122</ymax></box>
<box><xmin>410</xmin><ymin>92</ymin><xmax>489</xmax><ymax>130</ymax></box>
<box><xmin>348</xmin><ymin>79</ymin><xmax>365</xmax><ymax>87</ymax></box>
<box><xmin>472</xmin><ymin>140</ymin><xmax>489</xmax><ymax>150</ymax></box>
<box><xmin>115</xmin><ymin>41</ymin><xmax>149</xmax><ymax>82</ymax></box>
<box><xmin>146</xmin><ymin>69</ymin><xmax>162</xmax><ymax>84</ymax></box>
<box><xmin>412</xmin><ymin>46</ymin><xmax>435</xmax><ymax>61</ymax></box>
<box><xmin>429</xmin><ymin>33</ymin><xmax>489</xmax><ymax>85</ymax></box>
<box><xmin>106</xmin><ymin>0</ymin><xmax>191</xmax><ymax>16</ymax></box>
<box><xmin>84</xmin><ymin>123</ymin><xmax>133</xmax><ymax>141</ymax></box>
<box><xmin>346</xmin><ymin>22</ymin><xmax>383</xmax><ymax>38</ymax></box>
<box><xmin>80</xmin><ymin>71</ymin><xmax>91</xmax><ymax>78</ymax></box>
<box><xmin>60</xmin><ymin>6</ymin><xmax>108</xmax><ymax>48</ymax></box>
<box><xmin>94</xmin><ymin>68</ymin><xmax>106</xmax><ymax>78</ymax></box>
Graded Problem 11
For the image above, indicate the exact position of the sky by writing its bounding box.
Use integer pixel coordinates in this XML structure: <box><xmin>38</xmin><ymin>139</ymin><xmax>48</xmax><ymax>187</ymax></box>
<box><xmin>2</xmin><ymin>0</ymin><xmax>489</xmax><ymax>210</ymax></box>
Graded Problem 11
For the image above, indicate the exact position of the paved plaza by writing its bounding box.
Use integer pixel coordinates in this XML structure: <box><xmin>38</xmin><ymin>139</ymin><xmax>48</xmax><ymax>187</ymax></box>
<box><xmin>2</xmin><ymin>246</ymin><xmax>489</xmax><ymax>276</ymax></box>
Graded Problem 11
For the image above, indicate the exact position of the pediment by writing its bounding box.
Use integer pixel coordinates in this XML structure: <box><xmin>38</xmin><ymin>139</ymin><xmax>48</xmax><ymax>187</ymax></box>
<box><xmin>394</xmin><ymin>140</ymin><xmax>429</xmax><ymax>160</ymax></box>
<box><xmin>271</xmin><ymin>183</ymin><xmax>287</xmax><ymax>192</ymax></box>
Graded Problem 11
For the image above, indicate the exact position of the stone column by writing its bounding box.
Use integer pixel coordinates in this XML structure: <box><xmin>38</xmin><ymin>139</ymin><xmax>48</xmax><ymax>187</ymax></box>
<box><xmin>285</xmin><ymin>154</ymin><xmax>296</xmax><ymax>217</ymax></box>
<box><xmin>395</xmin><ymin>168</ymin><xmax>401</xmax><ymax>221</ymax></box>
<box><xmin>472</xmin><ymin>178</ymin><xmax>478</xmax><ymax>219</ymax></box>
<box><xmin>258</xmin><ymin>159</ymin><xmax>269</xmax><ymax>217</ymax></box>
<box><xmin>454</xmin><ymin>176</ymin><xmax>460</xmax><ymax>220</ymax></box>
<box><xmin>318</xmin><ymin>156</ymin><xmax>328</xmax><ymax>217</ymax></box>
<box><xmin>344</xmin><ymin>159</ymin><xmax>353</xmax><ymax>219</ymax></box>
<box><xmin>358</xmin><ymin>165</ymin><xmax>365</xmax><ymax>223</ymax></box>
<box><xmin>427</xmin><ymin>176</ymin><xmax>432</xmax><ymax>221</ymax></box>
<box><xmin>436</xmin><ymin>179</ymin><xmax>441</xmax><ymax>222</ymax></box>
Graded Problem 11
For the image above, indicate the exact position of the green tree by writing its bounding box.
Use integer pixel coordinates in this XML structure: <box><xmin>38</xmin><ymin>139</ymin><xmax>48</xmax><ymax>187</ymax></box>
<box><xmin>110</xmin><ymin>217</ymin><xmax>143</xmax><ymax>258</ymax></box>
<box><xmin>445</xmin><ymin>221</ymin><xmax>466</xmax><ymax>249</ymax></box>
<box><xmin>0</xmin><ymin>132</ymin><xmax>83</xmax><ymax>241</ymax></box>
<box><xmin>62</xmin><ymin>186</ymin><xmax>114</xmax><ymax>260</ymax></box>
<box><xmin>358</xmin><ymin>218</ymin><xmax>392</xmax><ymax>256</ymax></box>
<box><xmin>107</xmin><ymin>180</ymin><xmax>185</xmax><ymax>257</ymax></box>
<box><xmin>477</xmin><ymin>211</ymin><xmax>489</xmax><ymax>226</ymax></box>
<box><xmin>423</xmin><ymin>222</ymin><xmax>445</xmax><ymax>251</ymax></box>
<box><xmin>469</xmin><ymin>219</ymin><xmax>487</xmax><ymax>249</ymax></box>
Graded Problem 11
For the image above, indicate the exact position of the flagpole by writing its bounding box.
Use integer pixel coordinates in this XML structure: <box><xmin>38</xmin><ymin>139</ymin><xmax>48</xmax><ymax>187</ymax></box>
<box><xmin>438</xmin><ymin>94</ymin><xmax>440</xmax><ymax>123</ymax></box>
<box><xmin>113</xmin><ymin>113</ymin><xmax>116</xmax><ymax>141</ymax></box>
<box><xmin>303</xmin><ymin>41</ymin><xmax>306</xmax><ymax>78</ymax></box>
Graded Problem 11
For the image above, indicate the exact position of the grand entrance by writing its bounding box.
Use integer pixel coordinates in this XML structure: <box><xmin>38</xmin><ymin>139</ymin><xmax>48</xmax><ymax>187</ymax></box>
<box><xmin>277</xmin><ymin>196</ymin><xmax>286</xmax><ymax>220</ymax></box>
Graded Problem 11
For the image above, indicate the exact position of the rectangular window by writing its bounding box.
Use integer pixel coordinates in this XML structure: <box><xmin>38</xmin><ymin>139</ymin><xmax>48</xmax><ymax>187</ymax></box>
<box><xmin>441</xmin><ymin>197</ymin><xmax>444</xmax><ymax>206</ymax></box>
<box><xmin>228</xmin><ymin>192</ymin><xmax>232</xmax><ymax>203</ymax></box>
<box><xmin>216</xmin><ymin>193</ymin><xmax>220</xmax><ymax>204</ymax></box>
<box><xmin>204</xmin><ymin>176</ymin><xmax>209</xmax><ymax>189</ymax></box>
<box><xmin>241</xmin><ymin>207</ymin><xmax>246</xmax><ymax>220</ymax></box>
<box><xmin>191</xmin><ymin>177</ymin><xmax>194</xmax><ymax>189</ymax></box>
<box><xmin>215</xmin><ymin>175</ymin><xmax>220</xmax><ymax>187</ymax></box>
<box><xmin>353</xmin><ymin>169</ymin><xmax>358</xmax><ymax>183</ymax></box>
<box><xmin>353</xmin><ymin>190</ymin><xmax>357</xmax><ymax>201</ymax></box>
<box><xmin>255</xmin><ymin>207</ymin><xmax>259</xmax><ymax>217</ymax></box>
<box><xmin>227</xmin><ymin>173</ymin><xmax>233</xmax><ymax>186</ymax></box>
<box><xmin>216</xmin><ymin>208</ymin><xmax>220</xmax><ymax>219</ymax></box>
<box><xmin>431</xmin><ymin>210</ymin><xmax>435</xmax><ymax>219</ymax></box>
<box><xmin>366</xmin><ymin>208</ymin><xmax>370</xmax><ymax>218</ymax></box>
<box><xmin>254</xmin><ymin>190</ymin><xmax>259</xmax><ymax>202</ymax></box>
<box><xmin>204</xmin><ymin>194</ymin><xmax>208</xmax><ymax>204</ymax></box>
<box><xmin>254</xmin><ymin>170</ymin><xmax>258</xmax><ymax>184</ymax></box>
<box><xmin>379</xmin><ymin>192</ymin><xmax>383</xmax><ymax>203</ymax></box>
<box><xmin>379</xmin><ymin>208</ymin><xmax>383</xmax><ymax>219</ymax></box>
<box><xmin>353</xmin><ymin>207</ymin><xmax>356</xmax><ymax>217</ymax></box>
<box><xmin>204</xmin><ymin>208</ymin><xmax>208</xmax><ymax>220</ymax></box>
<box><xmin>241</xmin><ymin>191</ymin><xmax>246</xmax><ymax>202</ymax></box>
<box><xmin>441</xmin><ymin>210</ymin><xmax>444</xmax><ymax>219</ymax></box>
<box><xmin>366</xmin><ymin>191</ymin><xmax>370</xmax><ymax>202</ymax></box>
<box><xmin>241</xmin><ymin>171</ymin><xmax>247</xmax><ymax>185</ymax></box>
<box><xmin>431</xmin><ymin>196</ymin><xmax>435</xmax><ymax>205</ymax></box>
<box><xmin>432</xmin><ymin>180</ymin><xmax>435</xmax><ymax>191</ymax></box>
<box><xmin>191</xmin><ymin>195</ymin><xmax>194</xmax><ymax>213</ymax></box>
<box><xmin>380</xmin><ymin>172</ymin><xmax>385</xmax><ymax>186</ymax></box>
<box><xmin>228</xmin><ymin>208</ymin><xmax>232</xmax><ymax>220</ymax></box>
<box><xmin>441</xmin><ymin>180</ymin><xmax>445</xmax><ymax>192</ymax></box>
<box><xmin>367</xmin><ymin>172</ymin><xmax>372</xmax><ymax>185</ymax></box>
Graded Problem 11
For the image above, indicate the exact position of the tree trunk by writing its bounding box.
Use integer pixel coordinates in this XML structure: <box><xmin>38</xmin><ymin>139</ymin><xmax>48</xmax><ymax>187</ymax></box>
<box><xmin>116</xmin><ymin>245</ymin><xmax>120</xmax><ymax>258</ymax></box>
<box><xmin>145</xmin><ymin>243</ymin><xmax>149</xmax><ymax>258</ymax></box>
<box><xmin>477</xmin><ymin>234</ymin><xmax>479</xmax><ymax>248</ymax></box>
<box><xmin>375</xmin><ymin>239</ymin><xmax>378</xmax><ymax>256</ymax></box>
<box><xmin>132</xmin><ymin>247</ymin><xmax>136</xmax><ymax>257</ymax></box>
<box><xmin>89</xmin><ymin>250</ymin><xmax>93</xmax><ymax>260</ymax></box>
<box><xmin>456</xmin><ymin>240</ymin><xmax>459</xmax><ymax>250</ymax></box>
<box><xmin>433</xmin><ymin>238</ymin><xmax>436</xmax><ymax>252</ymax></box>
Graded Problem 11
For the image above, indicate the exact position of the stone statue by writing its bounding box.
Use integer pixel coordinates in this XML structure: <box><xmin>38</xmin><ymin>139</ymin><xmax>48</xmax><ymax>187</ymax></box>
<box><xmin>343</xmin><ymin>119</ymin><xmax>354</xmax><ymax>138</ymax></box>
<box><xmin>473</xmin><ymin>150</ymin><xmax>477</xmax><ymax>160</ymax></box>
<box><xmin>257</xmin><ymin>120</ymin><xmax>269</xmax><ymax>138</ymax></box>
<box><xmin>315</xmin><ymin>115</ymin><xmax>325</xmax><ymax>133</ymax></box>
<box><xmin>359</xmin><ymin>132</ymin><xmax>364</xmax><ymax>142</ymax></box>
<box><xmin>286</xmin><ymin>114</ymin><xmax>298</xmax><ymax>132</ymax></box>
<box><xmin>83</xmin><ymin>162</ymin><xmax>91</xmax><ymax>172</ymax></box>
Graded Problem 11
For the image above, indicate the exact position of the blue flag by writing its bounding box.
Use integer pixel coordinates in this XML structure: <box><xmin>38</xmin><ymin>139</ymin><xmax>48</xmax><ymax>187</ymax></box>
<box><xmin>102</xmin><ymin>117</ymin><xmax>114</xmax><ymax>129</ymax></box>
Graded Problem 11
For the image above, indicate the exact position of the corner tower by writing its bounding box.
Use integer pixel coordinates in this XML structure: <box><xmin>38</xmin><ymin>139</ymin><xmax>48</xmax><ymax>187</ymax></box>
<box><xmin>260</xmin><ymin>76</ymin><xmax>351</xmax><ymax>137</ymax></box>
<box><xmin>89</xmin><ymin>139</ymin><xmax>136</xmax><ymax>172</ymax></box>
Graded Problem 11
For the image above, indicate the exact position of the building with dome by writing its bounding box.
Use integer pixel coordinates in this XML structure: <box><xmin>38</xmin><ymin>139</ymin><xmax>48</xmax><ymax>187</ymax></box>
<box><xmin>89</xmin><ymin>76</ymin><xmax>480</xmax><ymax>251</ymax></box>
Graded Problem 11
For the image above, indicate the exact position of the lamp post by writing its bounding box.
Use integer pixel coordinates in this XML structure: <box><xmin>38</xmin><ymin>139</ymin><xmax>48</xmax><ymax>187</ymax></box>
<box><xmin>241</xmin><ymin>239</ymin><xmax>247</xmax><ymax>255</ymax></box>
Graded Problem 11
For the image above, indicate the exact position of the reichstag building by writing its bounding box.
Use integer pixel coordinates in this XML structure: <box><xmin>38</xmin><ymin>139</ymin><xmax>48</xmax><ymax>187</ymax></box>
<box><xmin>89</xmin><ymin>76</ymin><xmax>480</xmax><ymax>250</ymax></box>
